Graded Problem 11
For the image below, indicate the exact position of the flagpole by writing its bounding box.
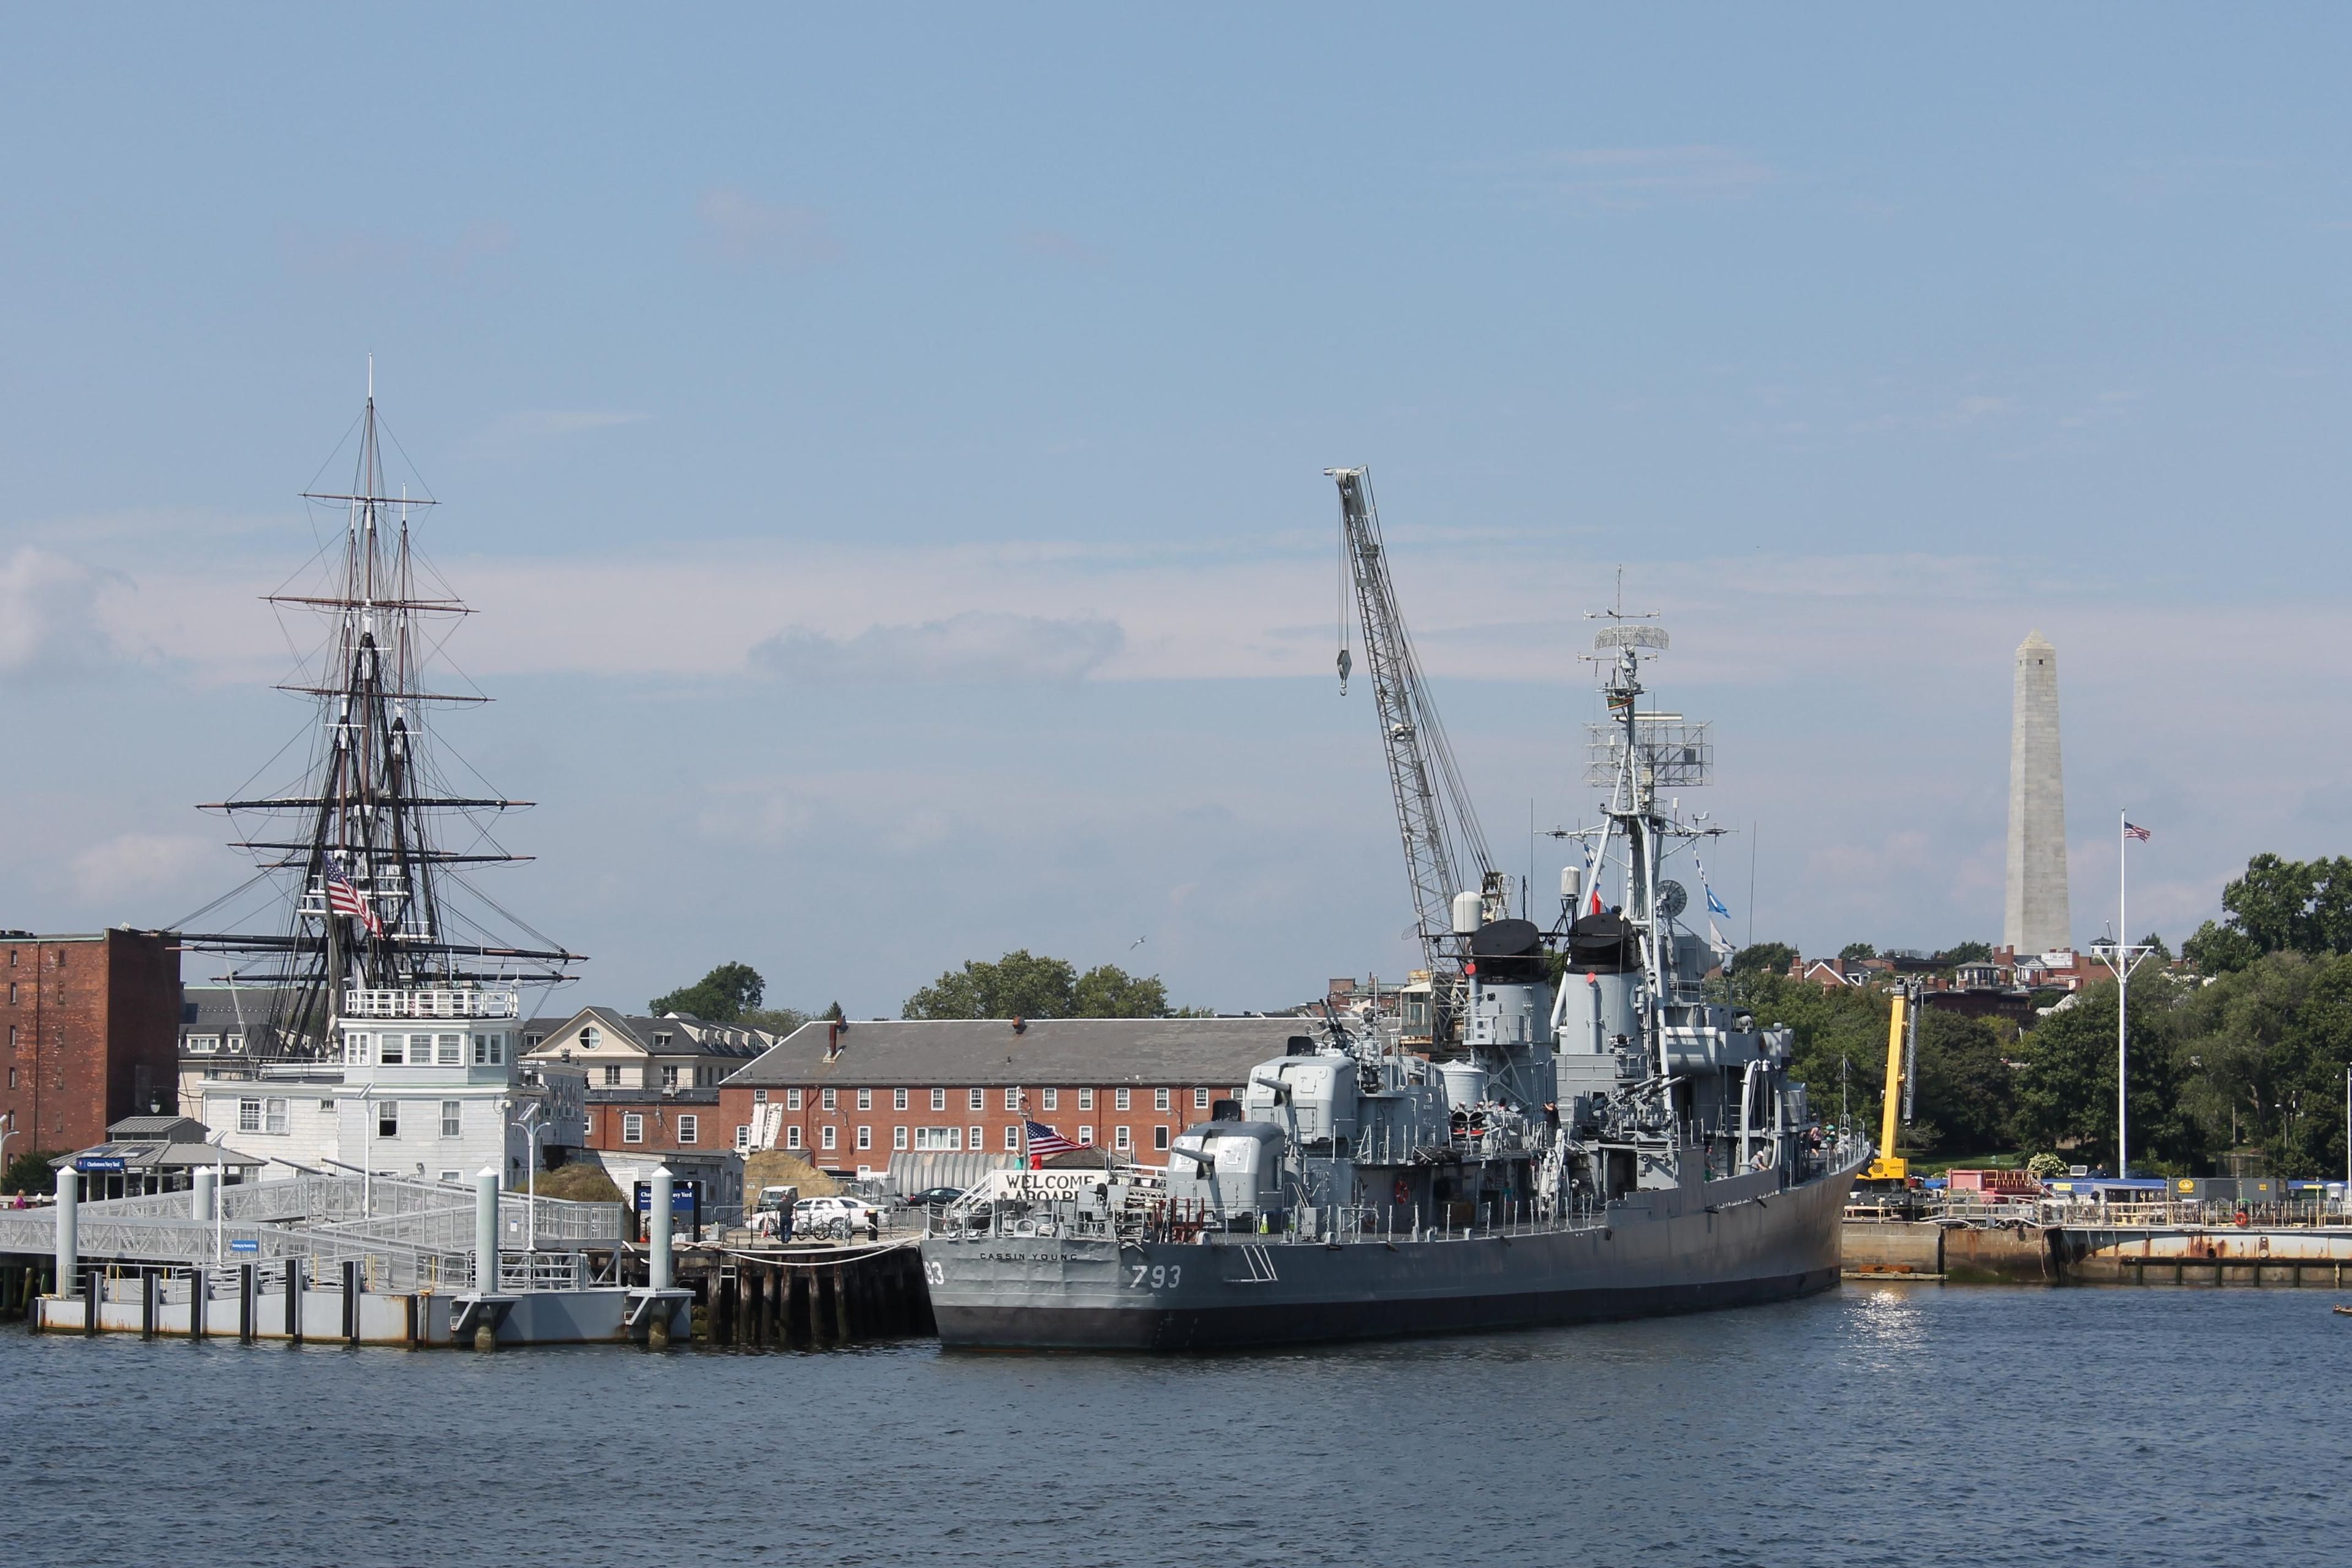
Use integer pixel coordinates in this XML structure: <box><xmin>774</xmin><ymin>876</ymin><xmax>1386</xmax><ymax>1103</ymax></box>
<box><xmin>2117</xmin><ymin>807</ymin><xmax>2128</xmax><ymax>1178</ymax></box>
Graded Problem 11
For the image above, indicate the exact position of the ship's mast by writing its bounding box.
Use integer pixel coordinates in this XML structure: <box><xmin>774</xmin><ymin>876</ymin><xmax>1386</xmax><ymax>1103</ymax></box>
<box><xmin>183</xmin><ymin>375</ymin><xmax>579</xmax><ymax>1054</ymax></box>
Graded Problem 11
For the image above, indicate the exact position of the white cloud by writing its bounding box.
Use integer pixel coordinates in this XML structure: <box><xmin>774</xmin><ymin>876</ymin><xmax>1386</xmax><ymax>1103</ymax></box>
<box><xmin>478</xmin><ymin>409</ymin><xmax>651</xmax><ymax>450</ymax></box>
<box><xmin>0</xmin><ymin>547</ymin><xmax>120</xmax><ymax>673</ymax></box>
<box><xmin>698</xmin><ymin>188</ymin><xmax>844</xmax><ymax>267</ymax></box>
<box><xmin>752</xmin><ymin>611</ymin><xmax>1124</xmax><ymax>685</ymax></box>
<box><xmin>1503</xmin><ymin>146</ymin><xmax>1779</xmax><ymax>207</ymax></box>
<box><xmin>69</xmin><ymin>833</ymin><xmax>215</xmax><ymax>903</ymax></box>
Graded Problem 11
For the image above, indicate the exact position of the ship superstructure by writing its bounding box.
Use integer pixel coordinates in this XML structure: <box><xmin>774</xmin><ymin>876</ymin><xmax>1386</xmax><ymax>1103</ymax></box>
<box><xmin>921</xmin><ymin>590</ymin><xmax>1866</xmax><ymax>1349</ymax></box>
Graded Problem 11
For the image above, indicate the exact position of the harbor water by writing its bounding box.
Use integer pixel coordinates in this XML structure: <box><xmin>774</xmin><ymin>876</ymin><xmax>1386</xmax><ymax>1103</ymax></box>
<box><xmin>3</xmin><ymin>1285</ymin><xmax>2343</xmax><ymax>1567</ymax></box>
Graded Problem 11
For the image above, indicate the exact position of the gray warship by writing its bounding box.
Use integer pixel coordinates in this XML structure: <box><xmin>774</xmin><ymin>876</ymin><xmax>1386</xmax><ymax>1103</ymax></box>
<box><xmin>921</xmin><ymin>608</ymin><xmax>1869</xmax><ymax>1350</ymax></box>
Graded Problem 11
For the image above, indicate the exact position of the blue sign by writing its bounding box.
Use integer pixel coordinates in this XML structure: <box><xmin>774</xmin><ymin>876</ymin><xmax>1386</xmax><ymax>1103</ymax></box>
<box><xmin>228</xmin><ymin>1238</ymin><xmax>260</xmax><ymax>1253</ymax></box>
<box><xmin>633</xmin><ymin>1181</ymin><xmax>699</xmax><ymax>1214</ymax></box>
<box><xmin>75</xmin><ymin>1156</ymin><xmax>126</xmax><ymax>1173</ymax></box>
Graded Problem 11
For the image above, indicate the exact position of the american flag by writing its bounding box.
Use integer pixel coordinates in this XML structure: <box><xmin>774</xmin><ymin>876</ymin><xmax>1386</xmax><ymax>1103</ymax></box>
<box><xmin>324</xmin><ymin>856</ymin><xmax>383</xmax><ymax>937</ymax></box>
<box><xmin>2125</xmin><ymin>821</ymin><xmax>2152</xmax><ymax>842</ymax></box>
<box><xmin>1023</xmin><ymin>1119</ymin><xmax>1077</xmax><ymax>1156</ymax></box>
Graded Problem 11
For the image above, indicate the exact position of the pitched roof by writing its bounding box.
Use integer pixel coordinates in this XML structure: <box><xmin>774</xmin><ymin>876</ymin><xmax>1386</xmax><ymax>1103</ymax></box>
<box><xmin>722</xmin><ymin>1017</ymin><xmax>1306</xmax><ymax>1090</ymax></box>
<box><xmin>524</xmin><ymin>1006</ymin><xmax>780</xmax><ymax>1061</ymax></box>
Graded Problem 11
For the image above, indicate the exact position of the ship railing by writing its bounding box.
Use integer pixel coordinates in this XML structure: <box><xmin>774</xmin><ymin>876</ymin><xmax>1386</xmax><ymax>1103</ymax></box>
<box><xmin>942</xmin><ymin>1193</ymin><xmax>1616</xmax><ymax>1246</ymax></box>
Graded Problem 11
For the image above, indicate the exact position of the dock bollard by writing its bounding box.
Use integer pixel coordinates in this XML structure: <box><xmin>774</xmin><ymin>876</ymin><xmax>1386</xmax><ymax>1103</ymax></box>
<box><xmin>647</xmin><ymin>1165</ymin><xmax>674</xmax><ymax>1349</ymax></box>
<box><xmin>473</xmin><ymin>1168</ymin><xmax>499</xmax><ymax>1351</ymax></box>
<box><xmin>192</xmin><ymin>1166</ymin><xmax>216</xmax><ymax>1226</ymax></box>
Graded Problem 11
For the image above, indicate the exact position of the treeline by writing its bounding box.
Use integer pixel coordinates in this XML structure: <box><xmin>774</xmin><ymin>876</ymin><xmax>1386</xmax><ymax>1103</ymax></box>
<box><xmin>645</xmin><ymin>950</ymin><xmax>1193</xmax><ymax>1030</ymax></box>
<box><xmin>1729</xmin><ymin>853</ymin><xmax>2352</xmax><ymax>1177</ymax></box>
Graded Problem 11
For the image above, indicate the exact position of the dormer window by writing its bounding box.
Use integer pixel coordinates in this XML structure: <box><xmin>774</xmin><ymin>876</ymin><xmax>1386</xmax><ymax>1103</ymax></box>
<box><xmin>653</xmin><ymin>1032</ymin><xmax>672</xmax><ymax>1048</ymax></box>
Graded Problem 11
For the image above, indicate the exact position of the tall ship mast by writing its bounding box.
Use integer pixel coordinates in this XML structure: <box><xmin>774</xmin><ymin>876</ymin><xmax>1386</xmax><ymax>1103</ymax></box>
<box><xmin>181</xmin><ymin>374</ymin><xmax>580</xmax><ymax>1054</ymax></box>
<box><xmin>921</xmin><ymin>554</ymin><xmax>1869</xmax><ymax>1350</ymax></box>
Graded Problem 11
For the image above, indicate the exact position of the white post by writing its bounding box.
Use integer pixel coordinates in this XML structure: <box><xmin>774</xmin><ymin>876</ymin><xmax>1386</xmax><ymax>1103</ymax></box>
<box><xmin>649</xmin><ymin>1165</ymin><xmax>674</xmax><ymax>1292</ymax></box>
<box><xmin>192</xmin><ymin>1166</ymin><xmax>216</xmax><ymax>1225</ymax></box>
<box><xmin>473</xmin><ymin>1167</ymin><xmax>499</xmax><ymax>1293</ymax></box>
<box><xmin>53</xmin><ymin>1164</ymin><xmax>77</xmax><ymax>1298</ymax></box>
<box><xmin>2117</xmin><ymin>809</ymin><xmax>2129</xmax><ymax>1178</ymax></box>
<box><xmin>214</xmin><ymin>1156</ymin><xmax>226</xmax><ymax>1266</ymax></box>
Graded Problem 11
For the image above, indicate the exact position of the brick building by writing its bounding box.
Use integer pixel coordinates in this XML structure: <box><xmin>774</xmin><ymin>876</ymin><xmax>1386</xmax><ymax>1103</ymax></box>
<box><xmin>717</xmin><ymin>1017</ymin><xmax>1302</xmax><ymax>1182</ymax></box>
<box><xmin>2</xmin><ymin>929</ymin><xmax>183</xmax><ymax>1156</ymax></box>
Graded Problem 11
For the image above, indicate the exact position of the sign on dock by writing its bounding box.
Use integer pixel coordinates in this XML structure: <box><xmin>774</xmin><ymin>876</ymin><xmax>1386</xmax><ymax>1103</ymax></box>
<box><xmin>74</xmin><ymin>1156</ymin><xmax>126</xmax><ymax>1173</ymax></box>
<box><xmin>229</xmin><ymin>1238</ymin><xmax>260</xmax><ymax>1253</ymax></box>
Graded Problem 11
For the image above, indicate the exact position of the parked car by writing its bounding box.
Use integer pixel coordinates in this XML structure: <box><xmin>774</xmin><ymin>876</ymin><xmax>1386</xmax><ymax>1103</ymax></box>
<box><xmin>793</xmin><ymin>1194</ymin><xmax>881</xmax><ymax>1240</ymax></box>
<box><xmin>905</xmin><ymin>1186</ymin><xmax>967</xmax><ymax>1208</ymax></box>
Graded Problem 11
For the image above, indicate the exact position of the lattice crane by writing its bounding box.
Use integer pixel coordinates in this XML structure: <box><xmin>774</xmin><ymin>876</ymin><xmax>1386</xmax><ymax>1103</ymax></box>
<box><xmin>1328</xmin><ymin>467</ymin><xmax>1498</xmax><ymax>977</ymax></box>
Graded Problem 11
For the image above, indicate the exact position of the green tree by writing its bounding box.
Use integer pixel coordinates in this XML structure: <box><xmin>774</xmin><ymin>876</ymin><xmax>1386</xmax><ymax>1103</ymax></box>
<box><xmin>1940</xmin><ymin>940</ymin><xmax>1994</xmax><ymax>966</ymax></box>
<box><xmin>1073</xmin><ymin>965</ymin><xmax>1169</xmax><ymax>1017</ymax></box>
<box><xmin>2010</xmin><ymin>977</ymin><xmax>2196</xmax><ymax>1173</ymax></box>
<box><xmin>2184</xmin><ymin>853</ymin><xmax>2352</xmax><ymax>974</ymax></box>
<box><xmin>1732</xmin><ymin>941</ymin><xmax>1797</xmax><ymax>976</ymax></box>
<box><xmin>2</xmin><ymin>1149</ymin><xmax>66</xmax><ymax>1195</ymax></box>
<box><xmin>2173</xmin><ymin>950</ymin><xmax>2352</xmax><ymax>1177</ymax></box>
<box><xmin>740</xmin><ymin>1006</ymin><xmax>810</xmax><ymax>1035</ymax></box>
<box><xmin>1911</xmin><ymin>1009</ymin><xmax>2016</xmax><ymax>1155</ymax></box>
<box><xmin>1839</xmin><ymin>942</ymin><xmax>1877</xmax><ymax>962</ymax></box>
<box><xmin>822</xmin><ymin>1000</ymin><xmax>845</xmax><ymax>1022</ymax></box>
<box><xmin>649</xmin><ymin>961</ymin><xmax>766</xmax><ymax>1022</ymax></box>
<box><xmin>902</xmin><ymin>950</ymin><xmax>1177</xmax><ymax>1019</ymax></box>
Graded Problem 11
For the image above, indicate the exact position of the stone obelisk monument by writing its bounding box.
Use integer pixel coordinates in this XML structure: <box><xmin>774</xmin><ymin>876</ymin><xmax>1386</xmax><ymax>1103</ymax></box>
<box><xmin>2003</xmin><ymin>630</ymin><xmax>2070</xmax><ymax>954</ymax></box>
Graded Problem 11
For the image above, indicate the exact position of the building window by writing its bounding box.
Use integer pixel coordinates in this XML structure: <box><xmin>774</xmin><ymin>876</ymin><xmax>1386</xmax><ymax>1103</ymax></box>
<box><xmin>735</xmin><ymin>1125</ymin><xmax>750</xmax><ymax>1152</ymax></box>
<box><xmin>821</xmin><ymin>1125</ymin><xmax>837</xmax><ymax>1151</ymax></box>
<box><xmin>1194</xmin><ymin>1087</ymin><xmax>1210</xmax><ymax>1109</ymax></box>
<box><xmin>1005</xmin><ymin>1125</ymin><xmax>1020</xmax><ymax>1151</ymax></box>
<box><xmin>753</xmin><ymin>1088</ymin><xmax>768</xmax><ymax>1104</ymax></box>
<box><xmin>1078</xmin><ymin>1088</ymin><xmax>1094</xmax><ymax>1110</ymax></box>
<box><xmin>677</xmin><ymin>1115</ymin><xmax>698</xmax><ymax>1145</ymax></box>
<box><xmin>786</xmin><ymin>1088</ymin><xmax>802</xmax><ymax>1111</ymax></box>
<box><xmin>1077</xmin><ymin>1126</ymin><xmax>1093</xmax><ymax>1146</ymax></box>
<box><xmin>1154</xmin><ymin>1125</ymin><xmax>1170</xmax><ymax>1151</ymax></box>
<box><xmin>894</xmin><ymin>1088</ymin><xmax>909</xmax><ymax>1111</ymax></box>
<box><xmin>1155</xmin><ymin>1088</ymin><xmax>1170</xmax><ymax>1112</ymax></box>
<box><xmin>441</xmin><ymin>1101</ymin><xmax>462</xmax><ymax>1138</ymax></box>
<box><xmin>379</xmin><ymin>1101</ymin><xmax>399</xmax><ymax>1138</ymax></box>
<box><xmin>1116</xmin><ymin>1088</ymin><xmax>1131</xmax><ymax>1111</ymax></box>
<box><xmin>652</xmin><ymin>1032</ymin><xmax>672</xmax><ymax>1049</ymax></box>
<box><xmin>786</xmin><ymin>1125</ymin><xmax>803</xmax><ymax>1151</ymax></box>
<box><xmin>969</xmin><ymin>1124</ymin><xmax>983</xmax><ymax>1150</ymax></box>
<box><xmin>823</xmin><ymin>1088</ymin><xmax>837</xmax><ymax>1112</ymax></box>
<box><xmin>603</xmin><ymin>1065</ymin><xmax>621</xmax><ymax>1087</ymax></box>
<box><xmin>857</xmin><ymin>1088</ymin><xmax>872</xmax><ymax>1110</ymax></box>
<box><xmin>622</xmin><ymin>1113</ymin><xmax>644</xmax><ymax>1145</ymax></box>
<box><xmin>379</xmin><ymin>1036</ymin><xmax>405</xmax><ymax>1066</ymax></box>
<box><xmin>914</xmin><ymin>1126</ymin><xmax>961</xmax><ymax>1151</ymax></box>
<box><xmin>930</xmin><ymin>1088</ymin><xmax>946</xmax><ymax>1112</ymax></box>
<box><xmin>893</xmin><ymin>1126</ymin><xmax>909</xmax><ymax>1151</ymax></box>
<box><xmin>857</xmin><ymin>1126</ymin><xmax>872</xmax><ymax>1150</ymax></box>
<box><xmin>1115</xmin><ymin>1126</ymin><xmax>1132</xmax><ymax>1152</ymax></box>
<box><xmin>437</xmin><ymin>1033</ymin><xmax>462</xmax><ymax>1065</ymax></box>
<box><xmin>1004</xmin><ymin>1087</ymin><xmax>1020</xmax><ymax>1111</ymax></box>
<box><xmin>410</xmin><ymin>1033</ymin><xmax>434</xmax><ymax>1063</ymax></box>
<box><xmin>319</xmin><ymin>1099</ymin><xmax>336</xmax><ymax>1112</ymax></box>
<box><xmin>188</xmin><ymin>1035</ymin><xmax>220</xmax><ymax>1054</ymax></box>
<box><xmin>1042</xmin><ymin>1088</ymin><xmax>1058</xmax><ymax>1111</ymax></box>
<box><xmin>225</xmin><ymin>1034</ymin><xmax>244</xmax><ymax>1053</ymax></box>
<box><xmin>580</xmin><ymin>1026</ymin><xmax>601</xmax><ymax>1050</ymax></box>
<box><xmin>662</xmin><ymin>1065</ymin><xmax>679</xmax><ymax>1089</ymax></box>
<box><xmin>472</xmin><ymin>1034</ymin><xmax>503</xmax><ymax>1065</ymax></box>
<box><xmin>238</xmin><ymin>1097</ymin><xmax>262</xmax><ymax>1133</ymax></box>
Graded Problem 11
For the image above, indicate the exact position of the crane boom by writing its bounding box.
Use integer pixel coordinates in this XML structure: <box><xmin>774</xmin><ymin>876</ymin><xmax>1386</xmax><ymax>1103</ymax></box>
<box><xmin>1329</xmin><ymin>467</ymin><xmax>1495</xmax><ymax>972</ymax></box>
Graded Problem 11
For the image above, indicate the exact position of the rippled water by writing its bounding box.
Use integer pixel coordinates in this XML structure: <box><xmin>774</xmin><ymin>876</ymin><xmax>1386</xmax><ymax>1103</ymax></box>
<box><xmin>3</xmin><ymin>1284</ymin><xmax>2343</xmax><ymax>1567</ymax></box>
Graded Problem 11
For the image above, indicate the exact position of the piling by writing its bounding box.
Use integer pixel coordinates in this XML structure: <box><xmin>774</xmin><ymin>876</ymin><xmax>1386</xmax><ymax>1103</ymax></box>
<box><xmin>647</xmin><ymin>1166</ymin><xmax>674</xmax><ymax>1349</ymax></box>
<box><xmin>473</xmin><ymin>1168</ymin><xmax>500</xmax><ymax>1351</ymax></box>
<box><xmin>53</xmin><ymin>1167</ymin><xmax>77</xmax><ymax>1305</ymax></box>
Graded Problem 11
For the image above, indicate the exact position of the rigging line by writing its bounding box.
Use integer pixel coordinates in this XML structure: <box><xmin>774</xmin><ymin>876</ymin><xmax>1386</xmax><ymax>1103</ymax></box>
<box><xmin>445</xmin><ymin>875</ymin><xmax>570</xmax><ymax>957</ymax></box>
<box><xmin>301</xmin><ymin>405</ymin><xmax>368</xmax><ymax>497</ymax></box>
<box><xmin>264</xmin><ymin>526</ymin><xmax>341</xmax><ymax>605</ymax></box>
<box><xmin>164</xmin><ymin>866</ymin><xmax>280</xmax><ymax>931</ymax></box>
<box><xmin>214</xmin><ymin>715</ymin><xmax>322</xmax><ymax>818</ymax></box>
<box><xmin>371</xmin><ymin>412</ymin><xmax>440</xmax><ymax>504</ymax></box>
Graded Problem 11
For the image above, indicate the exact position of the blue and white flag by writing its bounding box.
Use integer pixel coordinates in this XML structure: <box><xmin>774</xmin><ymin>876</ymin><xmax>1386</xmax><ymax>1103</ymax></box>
<box><xmin>1707</xmin><ymin>885</ymin><xmax>1730</xmax><ymax>919</ymax></box>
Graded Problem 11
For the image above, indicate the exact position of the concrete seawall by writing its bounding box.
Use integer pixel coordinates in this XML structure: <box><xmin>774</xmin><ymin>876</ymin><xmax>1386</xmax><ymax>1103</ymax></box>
<box><xmin>1845</xmin><ymin>1218</ymin><xmax>2352</xmax><ymax>1286</ymax></box>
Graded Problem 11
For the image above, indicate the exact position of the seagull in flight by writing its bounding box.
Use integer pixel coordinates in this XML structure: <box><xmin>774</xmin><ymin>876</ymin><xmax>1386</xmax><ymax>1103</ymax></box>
<box><xmin>1129</xmin><ymin>937</ymin><xmax>1147</xmax><ymax>950</ymax></box>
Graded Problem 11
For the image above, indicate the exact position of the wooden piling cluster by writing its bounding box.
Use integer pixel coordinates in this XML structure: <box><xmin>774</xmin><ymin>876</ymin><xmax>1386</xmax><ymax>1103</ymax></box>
<box><xmin>676</xmin><ymin>1242</ymin><xmax>935</xmax><ymax>1349</ymax></box>
<box><xmin>0</xmin><ymin>1261</ymin><xmax>50</xmax><ymax>1321</ymax></box>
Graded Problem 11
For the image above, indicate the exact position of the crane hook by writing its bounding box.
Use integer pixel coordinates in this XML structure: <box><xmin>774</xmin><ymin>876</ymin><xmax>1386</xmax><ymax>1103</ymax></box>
<box><xmin>1337</xmin><ymin>646</ymin><xmax>1352</xmax><ymax>693</ymax></box>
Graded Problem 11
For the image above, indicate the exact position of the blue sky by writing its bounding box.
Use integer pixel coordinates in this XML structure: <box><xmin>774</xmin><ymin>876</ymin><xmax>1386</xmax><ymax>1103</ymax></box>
<box><xmin>5</xmin><ymin>7</ymin><xmax>2350</xmax><ymax>1014</ymax></box>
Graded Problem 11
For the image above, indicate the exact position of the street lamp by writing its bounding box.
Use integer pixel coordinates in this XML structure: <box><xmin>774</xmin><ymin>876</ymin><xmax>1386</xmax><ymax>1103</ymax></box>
<box><xmin>0</xmin><ymin>1111</ymin><xmax>17</xmax><ymax>1187</ymax></box>
<box><xmin>509</xmin><ymin>1102</ymin><xmax>544</xmax><ymax>1251</ymax></box>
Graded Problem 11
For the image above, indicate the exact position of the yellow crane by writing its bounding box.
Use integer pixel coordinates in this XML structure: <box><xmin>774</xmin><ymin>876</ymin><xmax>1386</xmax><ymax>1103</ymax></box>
<box><xmin>1861</xmin><ymin>988</ymin><xmax>1917</xmax><ymax>1183</ymax></box>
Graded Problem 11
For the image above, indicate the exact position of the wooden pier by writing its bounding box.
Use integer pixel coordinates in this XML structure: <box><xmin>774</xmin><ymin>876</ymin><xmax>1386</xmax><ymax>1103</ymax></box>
<box><xmin>670</xmin><ymin>1240</ymin><xmax>935</xmax><ymax>1348</ymax></box>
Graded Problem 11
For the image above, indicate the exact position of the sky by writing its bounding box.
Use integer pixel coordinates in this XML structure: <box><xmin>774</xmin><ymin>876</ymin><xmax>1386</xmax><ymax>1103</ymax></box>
<box><xmin>5</xmin><ymin>7</ymin><xmax>2351</xmax><ymax>1016</ymax></box>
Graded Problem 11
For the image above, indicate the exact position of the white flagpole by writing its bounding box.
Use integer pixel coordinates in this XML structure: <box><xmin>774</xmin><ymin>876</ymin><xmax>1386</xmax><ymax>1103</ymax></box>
<box><xmin>2117</xmin><ymin>808</ymin><xmax>2129</xmax><ymax>1178</ymax></box>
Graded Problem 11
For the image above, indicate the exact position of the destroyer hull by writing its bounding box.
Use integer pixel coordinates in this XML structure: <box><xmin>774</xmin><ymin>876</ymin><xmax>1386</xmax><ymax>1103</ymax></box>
<box><xmin>924</xmin><ymin>1160</ymin><xmax>1858</xmax><ymax>1351</ymax></box>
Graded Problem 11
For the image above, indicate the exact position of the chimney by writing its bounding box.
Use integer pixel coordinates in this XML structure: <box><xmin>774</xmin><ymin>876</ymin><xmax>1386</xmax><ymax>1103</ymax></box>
<box><xmin>1011</xmin><ymin>1016</ymin><xmax>1027</xmax><ymax>1035</ymax></box>
<box><xmin>826</xmin><ymin>1020</ymin><xmax>842</xmax><ymax>1060</ymax></box>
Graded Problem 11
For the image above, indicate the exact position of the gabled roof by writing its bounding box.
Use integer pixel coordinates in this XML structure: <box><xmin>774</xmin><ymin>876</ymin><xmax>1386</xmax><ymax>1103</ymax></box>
<box><xmin>524</xmin><ymin>1006</ymin><xmax>782</xmax><ymax>1061</ymax></box>
<box><xmin>722</xmin><ymin>1017</ymin><xmax>1305</xmax><ymax>1090</ymax></box>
